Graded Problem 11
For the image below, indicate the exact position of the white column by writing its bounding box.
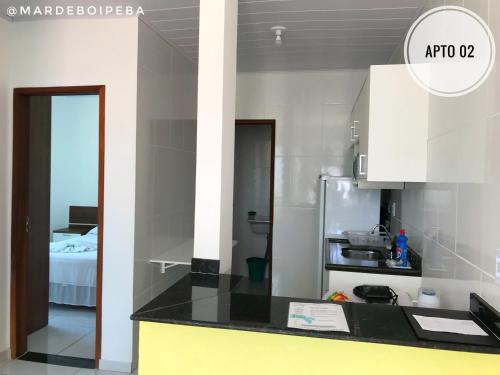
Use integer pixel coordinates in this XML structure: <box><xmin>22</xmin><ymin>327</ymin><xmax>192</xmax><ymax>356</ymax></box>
<box><xmin>193</xmin><ymin>0</ymin><xmax>238</xmax><ymax>273</ymax></box>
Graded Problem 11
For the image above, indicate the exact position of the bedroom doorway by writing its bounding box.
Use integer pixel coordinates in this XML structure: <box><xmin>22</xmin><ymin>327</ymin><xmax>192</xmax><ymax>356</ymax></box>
<box><xmin>10</xmin><ymin>86</ymin><xmax>105</xmax><ymax>369</ymax></box>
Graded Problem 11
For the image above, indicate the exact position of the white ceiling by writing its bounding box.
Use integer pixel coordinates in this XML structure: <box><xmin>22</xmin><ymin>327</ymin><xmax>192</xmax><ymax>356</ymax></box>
<box><xmin>1</xmin><ymin>0</ymin><xmax>426</xmax><ymax>71</ymax></box>
<box><xmin>142</xmin><ymin>0</ymin><xmax>425</xmax><ymax>71</ymax></box>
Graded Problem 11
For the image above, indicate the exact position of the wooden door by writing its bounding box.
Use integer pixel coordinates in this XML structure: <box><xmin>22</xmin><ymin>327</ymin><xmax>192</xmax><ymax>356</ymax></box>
<box><xmin>27</xmin><ymin>96</ymin><xmax>51</xmax><ymax>334</ymax></box>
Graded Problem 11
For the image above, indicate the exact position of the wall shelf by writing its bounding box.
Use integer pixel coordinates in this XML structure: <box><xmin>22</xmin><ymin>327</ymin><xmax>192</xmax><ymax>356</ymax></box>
<box><xmin>247</xmin><ymin>217</ymin><xmax>270</xmax><ymax>224</ymax></box>
<box><xmin>150</xmin><ymin>239</ymin><xmax>239</xmax><ymax>273</ymax></box>
<box><xmin>150</xmin><ymin>240</ymin><xmax>194</xmax><ymax>274</ymax></box>
<box><xmin>247</xmin><ymin>216</ymin><xmax>270</xmax><ymax>235</ymax></box>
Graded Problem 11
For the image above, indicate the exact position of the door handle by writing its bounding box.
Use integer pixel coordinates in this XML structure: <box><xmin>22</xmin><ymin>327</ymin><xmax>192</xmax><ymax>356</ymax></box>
<box><xmin>25</xmin><ymin>216</ymin><xmax>30</xmax><ymax>233</ymax></box>
<box><xmin>359</xmin><ymin>154</ymin><xmax>367</xmax><ymax>176</ymax></box>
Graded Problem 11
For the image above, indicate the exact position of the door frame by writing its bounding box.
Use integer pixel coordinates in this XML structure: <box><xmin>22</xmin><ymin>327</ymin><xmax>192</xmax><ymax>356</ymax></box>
<box><xmin>10</xmin><ymin>86</ymin><xmax>105</xmax><ymax>366</ymax></box>
<box><xmin>235</xmin><ymin>119</ymin><xmax>276</xmax><ymax>292</ymax></box>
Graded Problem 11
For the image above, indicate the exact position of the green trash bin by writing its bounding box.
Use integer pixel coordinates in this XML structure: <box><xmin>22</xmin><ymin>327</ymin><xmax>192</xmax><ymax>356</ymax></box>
<box><xmin>246</xmin><ymin>257</ymin><xmax>267</xmax><ymax>282</ymax></box>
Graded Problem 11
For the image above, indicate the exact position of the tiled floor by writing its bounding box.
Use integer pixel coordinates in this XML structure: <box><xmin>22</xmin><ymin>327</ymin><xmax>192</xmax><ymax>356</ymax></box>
<box><xmin>28</xmin><ymin>304</ymin><xmax>96</xmax><ymax>359</ymax></box>
<box><xmin>0</xmin><ymin>359</ymin><xmax>137</xmax><ymax>374</ymax></box>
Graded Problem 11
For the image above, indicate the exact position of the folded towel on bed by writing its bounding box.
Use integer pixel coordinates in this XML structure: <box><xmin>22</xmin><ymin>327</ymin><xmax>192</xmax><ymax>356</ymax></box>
<box><xmin>51</xmin><ymin>244</ymin><xmax>91</xmax><ymax>253</ymax></box>
<box><xmin>50</xmin><ymin>237</ymin><xmax>97</xmax><ymax>253</ymax></box>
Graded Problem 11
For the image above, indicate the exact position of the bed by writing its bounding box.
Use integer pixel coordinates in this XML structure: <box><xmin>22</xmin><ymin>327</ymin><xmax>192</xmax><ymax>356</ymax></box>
<box><xmin>49</xmin><ymin>206</ymin><xmax>98</xmax><ymax>307</ymax></box>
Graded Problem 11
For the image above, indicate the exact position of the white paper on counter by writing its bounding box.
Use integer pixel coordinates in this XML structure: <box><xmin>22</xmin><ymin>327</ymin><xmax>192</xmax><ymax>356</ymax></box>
<box><xmin>413</xmin><ymin>315</ymin><xmax>488</xmax><ymax>336</ymax></box>
<box><xmin>287</xmin><ymin>302</ymin><xmax>350</xmax><ymax>332</ymax></box>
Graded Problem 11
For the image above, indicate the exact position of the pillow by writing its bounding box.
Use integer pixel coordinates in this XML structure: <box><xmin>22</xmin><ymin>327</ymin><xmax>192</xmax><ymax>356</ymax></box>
<box><xmin>87</xmin><ymin>226</ymin><xmax>98</xmax><ymax>236</ymax></box>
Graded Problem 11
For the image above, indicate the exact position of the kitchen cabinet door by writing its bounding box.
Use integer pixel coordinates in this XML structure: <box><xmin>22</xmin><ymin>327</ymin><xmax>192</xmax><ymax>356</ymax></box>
<box><xmin>367</xmin><ymin>65</ymin><xmax>429</xmax><ymax>182</ymax></box>
<box><xmin>349</xmin><ymin>64</ymin><xmax>428</xmax><ymax>185</ymax></box>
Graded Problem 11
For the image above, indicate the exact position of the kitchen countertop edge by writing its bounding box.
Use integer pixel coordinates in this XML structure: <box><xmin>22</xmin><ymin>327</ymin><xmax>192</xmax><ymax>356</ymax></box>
<box><xmin>131</xmin><ymin>312</ymin><xmax>500</xmax><ymax>355</ymax></box>
<box><xmin>131</xmin><ymin>274</ymin><xmax>500</xmax><ymax>356</ymax></box>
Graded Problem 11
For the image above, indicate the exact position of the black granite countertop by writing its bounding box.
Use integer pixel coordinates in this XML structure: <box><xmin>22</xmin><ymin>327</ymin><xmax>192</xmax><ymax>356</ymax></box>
<box><xmin>325</xmin><ymin>238</ymin><xmax>422</xmax><ymax>276</ymax></box>
<box><xmin>131</xmin><ymin>273</ymin><xmax>500</xmax><ymax>355</ymax></box>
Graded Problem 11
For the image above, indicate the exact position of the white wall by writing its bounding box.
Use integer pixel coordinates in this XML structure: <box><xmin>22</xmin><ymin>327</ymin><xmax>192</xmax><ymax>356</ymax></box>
<box><xmin>389</xmin><ymin>0</ymin><xmax>500</xmax><ymax>311</ymax></box>
<box><xmin>232</xmin><ymin>126</ymin><xmax>272</xmax><ymax>277</ymax></box>
<box><xmin>3</xmin><ymin>18</ymin><xmax>139</xmax><ymax>371</ymax></box>
<box><xmin>0</xmin><ymin>17</ymin><xmax>11</xmax><ymax>357</ymax></box>
<box><xmin>133</xmin><ymin>18</ymin><xmax>197</xmax><ymax>317</ymax></box>
<box><xmin>193</xmin><ymin>0</ymin><xmax>238</xmax><ymax>272</ymax></box>
<box><xmin>236</xmin><ymin>70</ymin><xmax>367</xmax><ymax>298</ymax></box>
<box><xmin>50</xmin><ymin>96</ymin><xmax>99</xmax><ymax>234</ymax></box>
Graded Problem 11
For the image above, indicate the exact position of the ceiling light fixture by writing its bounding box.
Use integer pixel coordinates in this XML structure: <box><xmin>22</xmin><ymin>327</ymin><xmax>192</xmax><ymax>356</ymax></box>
<box><xmin>271</xmin><ymin>26</ymin><xmax>286</xmax><ymax>46</ymax></box>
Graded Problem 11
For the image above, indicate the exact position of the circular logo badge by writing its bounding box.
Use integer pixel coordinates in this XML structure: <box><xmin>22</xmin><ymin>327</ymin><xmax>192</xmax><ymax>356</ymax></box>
<box><xmin>404</xmin><ymin>6</ymin><xmax>495</xmax><ymax>97</ymax></box>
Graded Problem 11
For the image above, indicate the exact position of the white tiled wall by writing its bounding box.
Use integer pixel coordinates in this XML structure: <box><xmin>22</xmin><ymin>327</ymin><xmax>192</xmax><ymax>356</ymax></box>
<box><xmin>133</xmin><ymin>21</ymin><xmax>197</xmax><ymax>311</ymax></box>
<box><xmin>390</xmin><ymin>0</ymin><xmax>500</xmax><ymax>311</ymax></box>
<box><xmin>236</xmin><ymin>70</ymin><xmax>367</xmax><ymax>298</ymax></box>
<box><xmin>232</xmin><ymin>126</ymin><xmax>272</xmax><ymax>277</ymax></box>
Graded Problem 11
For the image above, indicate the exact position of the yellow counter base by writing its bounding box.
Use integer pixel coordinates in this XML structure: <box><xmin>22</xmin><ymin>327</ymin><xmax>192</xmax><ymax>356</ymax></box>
<box><xmin>138</xmin><ymin>322</ymin><xmax>500</xmax><ymax>375</ymax></box>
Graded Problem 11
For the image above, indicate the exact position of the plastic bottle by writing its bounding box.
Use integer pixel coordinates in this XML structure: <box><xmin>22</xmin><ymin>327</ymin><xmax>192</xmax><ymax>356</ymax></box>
<box><xmin>391</xmin><ymin>235</ymin><xmax>401</xmax><ymax>260</ymax></box>
<box><xmin>397</xmin><ymin>229</ymin><xmax>408</xmax><ymax>267</ymax></box>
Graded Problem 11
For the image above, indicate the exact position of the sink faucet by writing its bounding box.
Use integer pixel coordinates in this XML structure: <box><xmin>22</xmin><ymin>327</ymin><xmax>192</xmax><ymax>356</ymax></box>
<box><xmin>371</xmin><ymin>224</ymin><xmax>392</xmax><ymax>242</ymax></box>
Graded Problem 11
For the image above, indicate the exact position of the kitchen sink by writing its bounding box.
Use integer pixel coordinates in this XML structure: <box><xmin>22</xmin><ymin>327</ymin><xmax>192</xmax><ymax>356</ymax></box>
<box><xmin>326</xmin><ymin>240</ymin><xmax>421</xmax><ymax>275</ymax></box>
<box><xmin>341</xmin><ymin>248</ymin><xmax>385</xmax><ymax>261</ymax></box>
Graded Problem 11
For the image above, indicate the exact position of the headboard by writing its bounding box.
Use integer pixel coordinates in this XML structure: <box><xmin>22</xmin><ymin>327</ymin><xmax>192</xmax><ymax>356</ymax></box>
<box><xmin>69</xmin><ymin>206</ymin><xmax>98</xmax><ymax>227</ymax></box>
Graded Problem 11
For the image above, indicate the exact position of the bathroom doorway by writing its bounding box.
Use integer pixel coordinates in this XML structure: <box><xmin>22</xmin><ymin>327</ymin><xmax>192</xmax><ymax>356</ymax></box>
<box><xmin>232</xmin><ymin>120</ymin><xmax>275</xmax><ymax>295</ymax></box>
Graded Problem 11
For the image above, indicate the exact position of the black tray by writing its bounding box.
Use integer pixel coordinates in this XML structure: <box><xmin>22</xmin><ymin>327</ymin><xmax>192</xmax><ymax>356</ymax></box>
<box><xmin>403</xmin><ymin>306</ymin><xmax>500</xmax><ymax>347</ymax></box>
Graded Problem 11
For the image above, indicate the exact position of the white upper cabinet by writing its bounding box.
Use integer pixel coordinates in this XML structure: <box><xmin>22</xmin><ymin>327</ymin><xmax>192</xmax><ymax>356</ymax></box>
<box><xmin>350</xmin><ymin>64</ymin><xmax>429</xmax><ymax>184</ymax></box>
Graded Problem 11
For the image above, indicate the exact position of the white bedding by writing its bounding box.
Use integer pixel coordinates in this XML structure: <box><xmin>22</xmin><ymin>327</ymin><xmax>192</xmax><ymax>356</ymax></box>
<box><xmin>50</xmin><ymin>250</ymin><xmax>97</xmax><ymax>287</ymax></box>
<box><xmin>49</xmin><ymin>231</ymin><xmax>97</xmax><ymax>306</ymax></box>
